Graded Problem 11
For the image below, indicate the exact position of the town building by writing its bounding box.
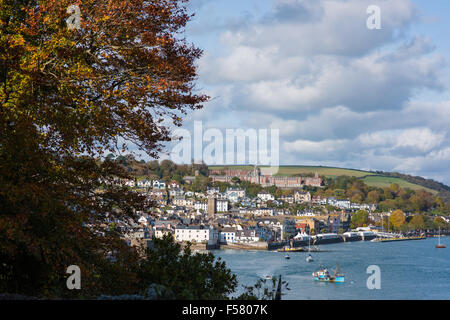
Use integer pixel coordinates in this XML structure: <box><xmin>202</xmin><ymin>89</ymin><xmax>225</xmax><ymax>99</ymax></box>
<box><xmin>294</xmin><ymin>191</ymin><xmax>311</xmax><ymax>203</ymax></box>
<box><xmin>208</xmin><ymin>197</ymin><xmax>217</xmax><ymax>217</ymax></box>
<box><xmin>216</xmin><ymin>199</ymin><xmax>229</xmax><ymax>212</ymax></box>
<box><xmin>174</xmin><ymin>225</ymin><xmax>218</xmax><ymax>243</ymax></box>
<box><xmin>219</xmin><ymin>227</ymin><xmax>236</xmax><ymax>244</ymax></box>
<box><xmin>257</xmin><ymin>191</ymin><xmax>274</xmax><ymax>202</ymax></box>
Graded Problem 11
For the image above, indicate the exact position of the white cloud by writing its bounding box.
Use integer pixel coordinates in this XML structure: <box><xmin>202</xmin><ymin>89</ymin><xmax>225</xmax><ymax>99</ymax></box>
<box><xmin>182</xmin><ymin>0</ymin><xmax>450</xmax><ymax>184</ymax></box>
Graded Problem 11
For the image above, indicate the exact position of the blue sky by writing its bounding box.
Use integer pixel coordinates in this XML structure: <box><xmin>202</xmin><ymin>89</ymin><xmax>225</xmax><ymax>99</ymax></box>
<box><xmin>158</xmin><ymin>0</ymin><xmax>450</xmax><ymax>185</ymax></box>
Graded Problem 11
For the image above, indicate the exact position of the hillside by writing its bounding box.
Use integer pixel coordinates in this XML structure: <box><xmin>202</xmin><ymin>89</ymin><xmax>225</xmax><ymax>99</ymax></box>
<box><xmin>208</xmin><ymin>165</ymin><xmax>447</xmax><ymax>196</ymax></box>
<box><xmin>209</xmin><ymin>165</ymin><xmax>373</xmax><ymax>178</ymax></box>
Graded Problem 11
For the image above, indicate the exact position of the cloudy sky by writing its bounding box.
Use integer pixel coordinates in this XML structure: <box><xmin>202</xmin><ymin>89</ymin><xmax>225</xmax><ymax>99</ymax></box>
<box><xmin>163</xmin><ymin>0</ymin><xmax>450</xmax><ymax>185</ymax></box>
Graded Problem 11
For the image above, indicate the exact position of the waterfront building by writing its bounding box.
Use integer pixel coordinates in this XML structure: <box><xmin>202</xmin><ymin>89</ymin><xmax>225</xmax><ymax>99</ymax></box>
<box><xmin>235</xmin><ymin>229</ymin><xmax>259</xmax><ymax>243</ymax></box>
<box><xmin>174</xmin><ymin>225</ymin><xmax>218</xmax><ymax>243</ymax></box>
<box><xmin>219</xmin><ymin>227</ymin><xmax>236</xmax><ymax>244</ymax></box>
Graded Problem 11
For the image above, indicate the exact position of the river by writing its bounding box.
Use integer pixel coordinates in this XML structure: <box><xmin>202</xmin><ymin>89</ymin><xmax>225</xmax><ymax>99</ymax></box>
<box><xmin>214</xmin><ymin>237</ymin><xmax>450</xmax><ymax>299</ymax></box>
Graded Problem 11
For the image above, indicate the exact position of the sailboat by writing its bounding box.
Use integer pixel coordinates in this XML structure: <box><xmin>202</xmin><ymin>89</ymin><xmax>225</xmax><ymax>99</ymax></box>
<box><xmin>436</xmin><ymin>227</ymin><xmax>446</xmax><ymax>248</ymax></box>
<box><xmin>306</xmin><ymin>235</ymin><xmax>314</xmax><ymax>262</ymax></box>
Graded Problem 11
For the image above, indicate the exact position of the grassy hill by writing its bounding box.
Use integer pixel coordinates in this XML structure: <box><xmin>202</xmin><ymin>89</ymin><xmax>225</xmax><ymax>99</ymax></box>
<box><xmin>361</xmin><ymin>175</ymin><xmax>437</xmax><ymax>194</ymax></box>
<box><xmin>209</xmin><ymin>165</ymin><xmax>373</xmax><ymax>178</ymax></box>
<box><xmin>208</xmin><ymin>165</ymin><xmax>440</xmax><ymax>194</ymax></box>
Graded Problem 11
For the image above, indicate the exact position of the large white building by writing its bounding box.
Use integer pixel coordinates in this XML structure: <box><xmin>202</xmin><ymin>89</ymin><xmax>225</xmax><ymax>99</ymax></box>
<box><xmin>175</xmin><ymin>225</ymin><xmax>218</xmax><ymax>243</ymax></box>
<box><xmin>194</xmin><ymin>201</ymin><xmax>208</xmax><ymax>211</ymax></box>
<box><xmin>216</xmin><ymin>199</ymin><xmax>229</xmax><ymax>212</ymax></box>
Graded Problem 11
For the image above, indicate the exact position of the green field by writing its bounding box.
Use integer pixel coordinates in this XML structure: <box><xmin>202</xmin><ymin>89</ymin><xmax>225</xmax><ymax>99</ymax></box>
<box><xmin>360</xmin><ymin>175</ymin><xmax>437</xmax><ymax>194</ymax></box>
<box><xmin>274</xmin><ymin>166</ymin><xmax>373</xmax><ymax>178</ymax></box>
<box><xmin>208</xmin><ymin>165</ymin><xmax>437</xmax><ymax>193</ymax></box>
<box><xmin>208</xmin><ymin>165</ymin><xmax>375</xmax><ymax>178</ymax></box>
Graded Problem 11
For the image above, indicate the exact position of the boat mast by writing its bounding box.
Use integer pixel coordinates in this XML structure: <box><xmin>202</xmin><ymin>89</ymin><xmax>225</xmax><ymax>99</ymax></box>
<box><xmin>387</xmin><ymin>213</ymin><xmax>390</xmax><ymax>233</ymax></box>
<box><xmin>438</xmin><ymin>227</ymin><xmax>441</xmax><ymax>246</ymax></box>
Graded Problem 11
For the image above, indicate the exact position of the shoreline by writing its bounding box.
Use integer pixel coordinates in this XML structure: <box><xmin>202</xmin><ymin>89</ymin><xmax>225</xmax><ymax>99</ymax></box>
<box><xmin>185</xmin><ymin>235</ymin><xmax>445</xmax><ymax>252</ymax></box>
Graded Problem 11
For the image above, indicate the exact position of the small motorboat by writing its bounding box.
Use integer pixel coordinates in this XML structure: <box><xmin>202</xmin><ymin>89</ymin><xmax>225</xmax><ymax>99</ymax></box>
<box><xmin>264</xmin><ymin>275</ymin><xmax>272</xmax><ymax>280</ymax></box>
<box><xmin>312</xmin><ymin>265</ymin><xmax>344</xmax><ymax>283</ymax></box>
<box><xmin>306</xmin><ymin>254</ymin><xmax>313</xmax><ymax>262</ymax></box>
<box><xmin>285</xmin><ymin>255</ymin><xmax>290</xmax><ymax>259</ymax></box>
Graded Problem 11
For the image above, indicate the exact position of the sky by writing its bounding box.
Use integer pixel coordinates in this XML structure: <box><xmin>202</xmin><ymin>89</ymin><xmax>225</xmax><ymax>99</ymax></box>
<box><xmin>153</xmin><ymin>0</ymin><xmax>450</xmax><ymax>185</ymax></box>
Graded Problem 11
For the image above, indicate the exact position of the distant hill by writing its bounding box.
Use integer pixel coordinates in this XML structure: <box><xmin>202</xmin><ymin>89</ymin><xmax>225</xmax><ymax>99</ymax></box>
<box><xmin>208</xmin><ymin>165</ymin><xmax>449</xmax><ymax>198</ymax></box>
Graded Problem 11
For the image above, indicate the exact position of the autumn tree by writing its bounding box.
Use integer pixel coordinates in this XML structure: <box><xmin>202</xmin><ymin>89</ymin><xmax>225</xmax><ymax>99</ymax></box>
<box><xmin>351</xmin><ymin>210</ymin><xmax>369</xmax><ymax>228</ymax></box>
<box><xmin>367</xmin><ymin>190</ymin><xmax>380</xmax><ymax>204</ymax></box>
<box><xmin>0</xmin><ymin>0</ymin><xmax>209</xmax><ymax>298</ymax></box>
<box><xmin>390</xmin><ymin>210</ymin><xmax>406</xmax><ymax>230</ymax></box>
<box><xmin>434</xmin><ymin>217</ymin><xmax>448</xmax><ymax>229</ymax></box>
<box><xmin>410</xmin><ymin>190</ymin><xmax>434</xmax><ymax>212</ymax></box>
<box><xmin>409</xmin><ymin>215</ymin><xmax>426</xmax><ymax>230</ymax></box>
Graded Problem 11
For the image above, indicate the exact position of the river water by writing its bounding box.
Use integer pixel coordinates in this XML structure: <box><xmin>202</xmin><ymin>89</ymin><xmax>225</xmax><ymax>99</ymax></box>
<box><xmin>214</xmin><ymin>237</ymin><xmax>450</xmax><ymax>299</ymax></box>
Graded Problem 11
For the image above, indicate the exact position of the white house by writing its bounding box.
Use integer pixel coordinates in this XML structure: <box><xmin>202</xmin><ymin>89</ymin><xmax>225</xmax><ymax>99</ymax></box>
<box><xmin>294</xmin><ymin>191</ymin><xmax>311</xmax><ymax>203</ymax></box>
<box><xmin>219</xmin><ymin>227</ymin><xmax>236</xmax><ymax>244</ymax></box>
<box><xmin>279</xmin><ymin>195</ymin><xmax>294</xmax><ymax>204</ymax></box>
<box><xmin>257</xmin><ymin>191</ymin><xmax>274</xmax><ymax>202</ymax></box>
<box><xmin>216</xmin><ymin>199</ymin><xmax>229</xmax><ymax>212</ymax></box>
<box><xmin>175</xmin><ymin>225</ymin><xmax>218</xmax><ymax>243</ymax></box>
<box><xmin>207</xmin><ymin>187</ymin><xmax>220</xmax><ymax>195</ymax></box>
<box><xmin>185</xmin><ymin>191</ymin><xmax>194</xmax><ymax>197</ymax></box>
<box><xmin>123</xmin><ymin>179</ymin><xmax>136</xmax><ymax>187</ymax></box>
<box><xmin>335</xmin><ymin>199</ymin><xmax>351</xmax><ymax>209</ymax></box>
<box><xmin>153</xmin><ymin>180</ymin><xmax>166</xmax><ymax>189</ymax></box>
<box><xmin>137</xmin><ymin>179</ymin><xmax>152</xmax><ymax>188</ymax></box>
<box><xmin>226</xmin><ymin>188</ymin><xmax>246</xmax><ymax>202</ymax></box>
<box><xmin>254</xmin><ymin>208</ymin><xmax>274</xmax><ymax>216</ymax></box>
<box><xmin>169</xmin><ymin>188</ymin><xmax>184</xmax><ymax>197</ymax></box>
<box><xmin>168</xmin><ymin>180</ymin><xmax>180</xmax><ymax>189</ymax></box>
<box><xmin>194</xmin><ymin>201</ymin><xmax>208</xmax><ymax>211</ymax></box>
<box><xmin>235</xmin><ymin>229</ymin><xmax>259</xmax><ymax>243</ymax></box>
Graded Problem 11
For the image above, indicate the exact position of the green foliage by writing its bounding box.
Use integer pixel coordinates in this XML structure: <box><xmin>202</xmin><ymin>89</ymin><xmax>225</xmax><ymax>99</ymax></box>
<box><xmin>351</xmin><ymin>210</ymin><xmax>369</xmax><ymax>228</ymax></box>
<box><xmin>138</xmin><ymin>235</ymin><xmax>237</xmax><ymax>299</ymax></box>
<box><xmin>236</xmin><ymin>276</ymin><xmax>290</xmax><ymax>300</ymax></box>
<box><xmin>240</xmin><ymin>181</ymin><xmax>263</xmax><ymax>198</ymax></box>
<box><xmin>191</xmin><ymin>175</ymin><xmax>211</xmax><ymax>192</ymax></box>
<box><xmin>409</xmin><ymin>215</ymin><xmax>426</xmax><ymax>230</ymax></box>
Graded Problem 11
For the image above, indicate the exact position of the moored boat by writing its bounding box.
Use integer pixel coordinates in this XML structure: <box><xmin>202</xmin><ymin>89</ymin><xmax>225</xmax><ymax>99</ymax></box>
<box><xmin>436</xmin><ymin>227</ymin><xmax>446</xmax><ymax>248</ymax></box>
<box><xmin>313</xmin><ymin>265</ymin><xmax>344</xmax><ymax>283</ymax></box>
<box><xmin>277</xmin><ymin>246</ymin><xmax>304</xmax><ymax>252</ymax></box>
